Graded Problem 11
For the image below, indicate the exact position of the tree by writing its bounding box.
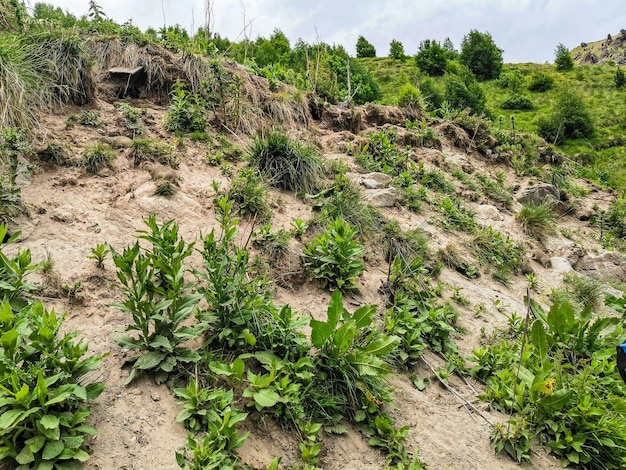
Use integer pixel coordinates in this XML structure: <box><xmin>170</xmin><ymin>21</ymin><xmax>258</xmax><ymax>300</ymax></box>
<box><xmin>616</xmin><ymin>67</ymin><xmax>626</xmax><ymax>89</ymax></box>
<box><xmin>356</xmin><ymin>35</ymin><xmax>376</xmax><ymax>58</ymax></box>
<box><xmin>537</xmin><ymin>88</ymin><xmax>593</xmax><ymax>143</ymax></box>
<box><xmin>254</xmin><ymin>29</ymin><xmax>291</xmax><ymax>68</ymax></box>
<box><xmin>459</xmin><ymin>30</ymin><xmax>503</xmax><ymax>81</ymax></box>
<box><xmin>389</xmin><ymin>39</ymin><xmax>405</xmax><ymax>60</ymax></box>
<box><xmin>444</xmin><ymin>66</ymin><xmax>486</xmax><ymax>114</ymax></box>
<box><xmin>443</xmin><ymin>37</ymin><xmax>458</xmax><ymax>60</ymax></box>
<box><xmin>554</xmin><ymin>43</ymin><xmax>574</xmax><ymax>71</ymax></box>
<box><xmin>415</xmin><ymin>39</ymin><xmax>448</xmax><ymax>76</ymax></box>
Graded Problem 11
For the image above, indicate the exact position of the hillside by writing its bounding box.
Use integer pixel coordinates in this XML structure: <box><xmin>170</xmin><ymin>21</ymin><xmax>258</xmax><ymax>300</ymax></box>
<box><xmin>571</xmin><ymin>30</ymin><xmax>626</xmax><ymax>65</ymax></box>
<box><xmin>3</xmin><ymin>8</ymin><xmax>626</xmax><ymax>470</ymax></box>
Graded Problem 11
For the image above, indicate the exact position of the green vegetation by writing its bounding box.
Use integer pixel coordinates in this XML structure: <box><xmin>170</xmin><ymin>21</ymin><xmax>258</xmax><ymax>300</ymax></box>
<box><xmin>459</xmin><ymin>30</ymin><xmax>503</xmax><ymax>81</ymax></box>
<box><xmin>249</xmin><ymin>131</ymin><xmax>321</xmax><ymax>194</ymax></box>
<box><xmin>472</xmin><ymin>299</ymin><xmax>625</xmax><ymax>468</ymax></box>
<box><xmin>0</xmin><ymin>225</ymin><xmax>105</xmax><ymax>468</ymax></box>
<box><xmin>79</xmin><ymin>141</ymin><xmax>115</xmax><ymax>174</ymax></box>
<box><xmin>356</xmin><ymin>35</ymin><xmax>376</xmax><ymax>58</ymax></box>
<box><xmin>515</xmin><ymin>202</ymin><xmax>558</xmax><ymax>240</ymax></box>
<box><xmin>554</xmin><ymin>43</ymin><xmax>574</xmax><ymax>72</ymax></box>
<box><xmin>302</xmin><ymin>218</ymin><xmax>365</xmax><ymax>291</ymax></box>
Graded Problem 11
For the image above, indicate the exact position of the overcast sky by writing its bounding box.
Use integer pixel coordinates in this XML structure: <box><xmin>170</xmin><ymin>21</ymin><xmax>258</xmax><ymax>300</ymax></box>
<box><xmin>32</xmin><ymin>0</ymin><xmax>625</xmax><ymax>63</ymax></box>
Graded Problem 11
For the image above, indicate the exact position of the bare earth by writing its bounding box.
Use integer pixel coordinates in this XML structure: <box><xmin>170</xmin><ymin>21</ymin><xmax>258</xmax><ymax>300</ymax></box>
<box><xmin>8</xmin><ymin>97</ymin><xmax>611</xmax><ymax>470</ymax></box>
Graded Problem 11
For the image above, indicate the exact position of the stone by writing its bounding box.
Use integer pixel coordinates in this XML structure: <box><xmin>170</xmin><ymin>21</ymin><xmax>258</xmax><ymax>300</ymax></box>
<box><xmin>475</xmin><ymin>204</ymin><xmax>502</xmax><ymax>222</ymax></box>
<box><xmin>362</xmin><ymin>172</ymin><xmax>392</xmax><ymax>187</ymax></box>
<box><xmin>574</xmin><ymin>252</ymin><xmax>626</xmax><ymax>282</ymax></box>
<box><xmin>361</xmin><ymin>178</ymin><xmax>380</xmax><ymax>189</ymax></box>
<box><xmin>50</xmin><ymin>205</ymin><xmax>86</xmax><ymax>224</ymax></box>
<box><xmin>363</xmin><ymin>187</ymin><xmax>398</xmax><ymax>207</ymax></box>
<box><xmin>517</xmin><ymin>184</ymin><xmax>560</xmax><ymax>206</ymax></box>
<box><xmin>550</xmin><ymin>257</ymin><xmax>573</xmax><ymax>273</ymax></box>
<box><xmin>102</xmin><ymin>135</ymin><xmax>133</xmax><ymax>148</ymax></box>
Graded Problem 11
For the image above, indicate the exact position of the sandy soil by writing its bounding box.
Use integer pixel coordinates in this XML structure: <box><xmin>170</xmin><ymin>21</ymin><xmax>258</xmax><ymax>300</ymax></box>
<box><xmin>5</xmin><ymin>98</ymin><xmax>604</xmax><ymax>470</ymax></box>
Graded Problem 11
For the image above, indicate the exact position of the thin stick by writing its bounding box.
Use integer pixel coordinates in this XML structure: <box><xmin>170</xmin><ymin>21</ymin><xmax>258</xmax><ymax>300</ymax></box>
<box><xmin>420</xmin><ymin>356</ymin><xmax>493</xmax><ymax>426</ymax></box>
<box><xmin>508</xmin><ymin>288</ymin><xmax>532</xmax><ymax>432</ymax></box>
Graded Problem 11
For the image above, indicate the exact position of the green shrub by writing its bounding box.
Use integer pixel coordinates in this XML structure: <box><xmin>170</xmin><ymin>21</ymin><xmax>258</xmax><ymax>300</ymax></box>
<box><xmin>79</xmin><ymin>142</ymin><xmax>115</xmax><ymax>174</ymax></box>
<box><xmin>615</xmin><ymin>67</ymin><xmax>626</xmax><ymax>89</ymax></box>
<box><xmin>311</xmin><ymin>175</ymin><xmax>383</xmax><ymax>237</ymax></box>
<box><xmin>302</xmin><ymin>218</ymin><xmax>365</xmax><ymax>291</ymax></box>
<box><xmin>528</xmin><ymin>71</ymin><xmax>554</xmax><ymax>92</ymax></box>
<box><xmin>497</xmin><ymin>70</ymin><xmax>524</xmax><ymax>91</ymax></box>
<box><xmin>473</xmin><ymin>226</ymin><xmax>524</xmax><ymax>285</ymax></box>
<box><xmin>537</xmin><ymin>88</ymin><xmax>594</xmax><ymax>143</ymax></box>
<box><xmin>227</xmin><ymin>168</ymin><xmax>270</xmax><ymax>218</ymax></box>
<box><xmin>0</xmin><ymin>301</ymin><xmax>105</xmax><ymax>468</ymax></box>
<box><xmin>472</xmin><ymin>299</ymin><xmax>625</xmax><ymax>468</ymax></box>
<box><xmin>164</xmin><ymin>80</ymin><xmax>206</xmax><ymax>133</ymax></box>
<box><xmin>249</xmin><ymin>132</ymin><xmax>321</xmax><ymax>194</ymax></box>
<box><xmin>515</xmin><ymin>202</ymin><xmax>557</xmax><ymax>240</ymax></box>
<box><xmin>356</xmin><ymin>35</ymin><xmax>376</xmax><ymax>58</ymax></box>
<box><xmin>111</xmin><ymin>216</ymin><xmax>205</xmax><ymax>384</ymax></box>
<box><xmin>444</xmin><ymin>67</ymin><xmax>486</xmax><ymax>114</ymax></box>
<box><xmin>459</xmin><ymin>29</ymin><xmax>503</xmax><ymax>81</ymax></box>
<box><xmin>114</xmin><ymin>101</ymin><xmax>145</xmax><ymax>136</ymax></box>
<box><xmin>129</xmin><ymin>138</ymin><xmax>178</xmax><ymax>168</ymax></box>
<box><xmin>415</xmin><ymin>39</ymin><xmax>448</xmax><ymax>76</ymax></box>
<box><xmin>397</xmin><ymin>84</ymin><xmax>424</xmax><ymax>110</ymax></box>
<box><xmin>501</xmin><ymin>93</ymin><xmax>534</xmax><ymax>110</ymax></box>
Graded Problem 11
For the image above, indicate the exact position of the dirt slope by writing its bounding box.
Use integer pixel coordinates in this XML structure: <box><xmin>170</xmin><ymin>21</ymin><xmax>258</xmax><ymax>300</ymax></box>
<box><xmin>6</xmin><ymin>89</ymin><xmax>617</xmax><ymax>470</ymax></box>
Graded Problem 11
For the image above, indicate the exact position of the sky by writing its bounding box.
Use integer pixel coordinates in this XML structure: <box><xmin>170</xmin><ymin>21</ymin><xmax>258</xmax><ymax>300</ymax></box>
<box><xmin>31</xmin><ymin>0</ymin><xmax>626</xmax><ymax>63</ymax></box>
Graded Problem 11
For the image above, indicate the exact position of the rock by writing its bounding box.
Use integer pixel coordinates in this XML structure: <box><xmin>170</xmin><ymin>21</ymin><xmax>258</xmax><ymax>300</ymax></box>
<box><xmin>362</xmin><ymin>172</ymin><xmax>392</xmax><ymax>188</ymax></box>
<box><xmin>102</xmin><ymin>135</ymin><xmax>133</xmax><ymax>148</ymax></box>
<box><xmin>364</xmin><ymin>188</ymin><xmax>398</xmax><ymax>207</ymax></box>
<box><xmin>550</xmin><ymin>257</ymin><xmax>573</xmax><ymax>273</ymax></box>
<box><xmin>521</xmin><ymin>257</ymin><xmax>535</xmax><ymax>275</ymax></box>
<box><xmin>517</xmin><ymin>184</ymin><xmax>560</xmax><ymax>206</ymax></box>
<box><xmin>50</xmin><ymin>205</ymin><xmax>86</xmax><ymax>224</ymax></box>
<box><xmin>531</xmin><ymin>250</ymin><xmax>552</xmax><ymax>268</ymax></box>
<box><xmin>361</xmin><ymin>178</ymin><xmax>380</xmax><ymax>189</ymax></box>
<box><xmin>574</xmin><ymin>252</ymin><xmax>626</xmax><ymax>282</ymax></box>
<box><xmin>475</xmin><ymin>204</ymin><xmax>502</xmax><ymax>222</ymax></box>
<box><xmin>541</xmin><ymin>237</ymin><xmax>585</xmax><ymax>264</ymax></box>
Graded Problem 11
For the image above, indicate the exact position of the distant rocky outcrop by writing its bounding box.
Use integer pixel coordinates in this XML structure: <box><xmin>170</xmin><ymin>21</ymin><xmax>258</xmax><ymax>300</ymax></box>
<box><xmin>572</xmin><ymin>29</ymin><xmax>626</xmax><ymax>65</ymax></box>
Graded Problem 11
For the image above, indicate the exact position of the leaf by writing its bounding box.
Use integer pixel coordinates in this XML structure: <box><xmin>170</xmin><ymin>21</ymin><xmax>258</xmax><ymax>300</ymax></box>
<box><xmin>332</xmin><ymin>321</ymin><xmax>356</xmax><ymax>356</ymax></box>
<box><xmin>15</xmin><ymin>447</ymin><xmax>34</xmax><ymax>465</ymax></box>
<box><xmin>327</xmin><ymin>290</ymin><xmax>344</xmax><ymax>327</ymax></box>
<box><xmin>134</xmin><ymin>351</ymin><xmax>167</xmax><ymax>370</ymax></box>
<box><xmin>149</xmin><ymin>335</ymin><xmax>173</xmax><ymax>352</ymax></box>
<box><xmin>15</xmin><ymin>383</ymin><xmax>29</xmax><ymax>405</ymax></box>
<box><xmin>365</xmin><ymin>335</ymin><xmax>400</xmax><ymax>357</ymax></box>
<box><xmin>352</xmin><ymin>305</ymin><xmax>375</xmax><ymax>329</ymax></box>
<box><xmin>253</xmin><ymin>388</ymin><xmax>281</xmax><ymax>408</ymax></box>
<box><xmin>85</xmin><ymin>382</ymin><xmax>105</xmax><ymax>400</ymax></box>
<box><xmin>26</xmin><ymin>436</ymin><xmax>46</xmax><ymax>453</ymax></box>
<box><xmin>530</xmin><ymin>320</ymin><xmax>548</xmax><ymax>364</ymax></box>
<box><xmin>310</xmin><ymin>318</ymin><xmax>333</xmax><ymax>349</ymax></box>
<box><xmin>209</xmin><ymin>361</ymin><xmax>233</xmax><ymax>376</ymax></box>
<box><xmin>0</xmin><ymin>409</ymin><xmax>29</xmax><ymax>431</ymax></box>
<box><xmin>40</xmin><ymin>414</ymin><xmax>60</xmax><ymax>430</ymax></box>
<box><xmin>42</xmin><ymin>439</ymin><xmax>65</xmax><ymax>460</ymax></box>
<box><xmin>538</xmin><ymin>388</ymin><xmax>573</xmax><ymax>411</ymax></box>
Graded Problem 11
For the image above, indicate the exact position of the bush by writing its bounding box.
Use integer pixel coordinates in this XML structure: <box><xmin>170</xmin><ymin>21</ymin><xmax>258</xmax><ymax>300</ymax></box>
<box><xmin>497</xmin><ymin>69</ymin><xmax>524</xmax><ymax>91</ymax></box>
<box><xmin>444</xmin><ymin>67</ymin><xmax>486</xmax><ymax>114</ymax></box>
<box><xmin>164</xmin><ymin>81</ymin><xmax>206</xmax><ymax>133</ymax></box>
<box><xmin>515</xmin><ymin>202</ymin><xmax>558</xmax><ymax>240</ymax></box>
<box><xmin>459</xmin><ymin>30</ymin><xmax>503</xmax><ymax>81</ymax></box>
<box><xmin>129</xmin><ymin>138</ymin><xmax>177</xmax><ymax>168</ymax></box>
<box><xmin>501</xmin><ymin>93</ymin><xmax>534</xmax><ymax>110</ymax></box>
<box><xmin>80</xmin><ymin>142</ymin><xmax>115</xmax><ymax>174</ymax></box>
<box><xmin>249</xmin><ymin>132</ymin><xmax>321</xmax><ymax>194</ymax></box>
<box><xmin>418</xmin><ymin>77</ymin><xmax>444</xmax><ymax>111</ymax></box>
<box><xmin>528</xmin><ymin>71</ymin><xmax>554</xmax><ymax>92</ymax></box>
<box><xmin>397</xmin><ymin>84</ymin><xmax>424</xmax><ymax>111</ymax></box>
<box><xmin>537</xmin><ymin>88</ymin><xmax>594</xmax><ymax>143</ymax></box>
<box><xmin>302</xmin><ymin>218</ymin><xmax>365</xmax><ymax>291</ymax></box>
<box><xmin>227</xmin><ymin>168</ymin><xmax>270</xmax><ymax>218</ymax></box>
<box><xmin>415</xmin><ymin>39</ymin><xmax>447</xmax><ymax>76</ymax></box>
